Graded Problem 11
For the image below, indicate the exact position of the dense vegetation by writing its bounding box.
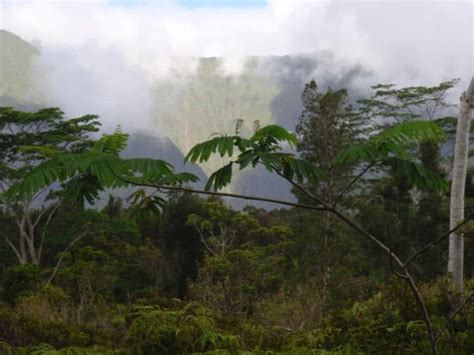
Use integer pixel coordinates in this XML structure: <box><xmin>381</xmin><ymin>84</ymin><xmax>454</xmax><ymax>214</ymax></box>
<box><xmin>0</xmin><ymin>79</ymin><xmax>473</xmax><ymax>354</ymax></box>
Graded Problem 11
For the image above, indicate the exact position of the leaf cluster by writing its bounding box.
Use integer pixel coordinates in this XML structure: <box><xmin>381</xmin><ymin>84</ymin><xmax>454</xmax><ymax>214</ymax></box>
<box><xmin>186</xmin><ymin>124</ymin><xmax>322</xmax><ymax>191</ymax></box>
<box><xmin>6</xmin><ymin>132</ymin><xmax>199</xmax><ymax>210</ymax></box>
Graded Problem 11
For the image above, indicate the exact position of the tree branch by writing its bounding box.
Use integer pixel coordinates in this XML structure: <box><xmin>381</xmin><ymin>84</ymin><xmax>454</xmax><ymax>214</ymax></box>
<box><xmin>3</xmin><ymin>235</ymin><xmax>24</xmax><ymax>264</ymax></box>
<box><xmin>403</xmin><ymin>212</ymin><xmax>474</xmax><ymax>268</ymax></box>
<box><xmin>333</xmin><ymin>162</ymin><xmax>374</xmax><ymax>207</ymax></box>
<box><xmin>272</xmin><ymin>168</ymin><xmax>326</xmax><ymax>207</ymax></box>
<box><xmin>118</xmin><ymin>172</ymin><xmax>439</xmax><ymax>352</ymax></box>
<box><xmin>47</xmin><ymin>231</ymin><xmax>89</xmax><ymax>285</ymax></box>
<box><xmin>117</xmin><ymin>177</ymin><xmax>327</xmax><ymax>211</ymax></box>
<box><xmin>192</xmin><ymin>222</ymin><xmax>218</xmax><ymax>256</ymax></box>
<box><xmin>435</xmin><ymin>293</ymin><xmax>474</xmax><ymax>343</ymax></box>
<box><xmin>37</xmin><ymin>201</ymin><xmax>61</xmax><ymax>262</ymax></box>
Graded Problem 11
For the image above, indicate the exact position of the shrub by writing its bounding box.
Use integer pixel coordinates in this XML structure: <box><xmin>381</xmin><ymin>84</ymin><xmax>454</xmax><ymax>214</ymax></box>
<box><xmin>1</xmin><ymin>264</ymin><xmax>40</xmax><ymax>304</ymax></box>
<box><xmin>125</xmin><ymin>302</ymin><xmax>241</xmax><ymax>353</ymax></box>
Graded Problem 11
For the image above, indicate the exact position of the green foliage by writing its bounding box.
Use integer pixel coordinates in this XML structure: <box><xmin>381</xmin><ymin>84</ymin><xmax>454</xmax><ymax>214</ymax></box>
<box><xmin>335</xmin><ymin>279</ymin><xmax>474</xmax><ymax>353</ymax></box>
<box><xmin>0</xmin><ymin>342</ymin><xmax>125</xmax><ymax>354</ymax></box>
<box><xmin>294</xmin><ymin>80</ymin><xmax>361</xmax><ymax>202</ymax></box>
<box><xmin>0</xmin><ymin>106</ymin><xmax>102</xmax><ymax>265</ymax></box>
<box><xmin>0</xmin><ymin>79</ymin><xmax>470</xmax><ymax>354</ymax></box>
<box><xmin>125</xmin><ymin>303</ymin><xmax>241</xmax><ymax>353</ymax></box>
<box><xmin>189</xmin><ymin>201</ymin><xmax>297</xmax><ymax>322</ymax></box>
<box><xmin>188</xmin><ymin>113</ymin><xmax>447</xmax><ymax>194</ymax></box>
<box><xmin>357</xmin><ymin>80</ymin><xmax>459</xmax><ymax>127</ymax></box>
<box><xmin>186</xmin><ymin>123</ymin><xmax>321</xmax><ymax>191</ymax></box>
<box><xmin>6</xmin><ymin>131</ymin><xmax>199</xmax><ymax>212</ymax></box>
<box><xmin>0</xmin><ymin>301</ymin><xmax>89</xmax><ymax>349</ymax></box>
<box><xmin>0</xmin><ymin>107</ymin><xmax>101</xmax><ymax>203</ymax></box>
<box><xmin>1</xmin><ymin>264</ymin><xmax>40</xmax><ymax>304</ymax></box>
<box><xmin>0</xmin><ymin>107</ymin><xmax>99</xmax><ymax>174</ymax></box>
<box><xmin>336</xmin><ymin>120</ymin><xmax>448</xmax><ymax>191</ymax></box>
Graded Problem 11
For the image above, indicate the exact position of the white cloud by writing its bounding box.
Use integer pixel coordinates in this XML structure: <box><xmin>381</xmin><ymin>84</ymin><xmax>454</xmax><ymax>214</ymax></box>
<box><xmin>1</xmin><ymin>0</ymin><xmax>472</xmax><ymax>132</ymax></box>
<box><xmin>2</xmin><ymin>0</ymin><xmax>471</xmax><ymax>80</ymax></box>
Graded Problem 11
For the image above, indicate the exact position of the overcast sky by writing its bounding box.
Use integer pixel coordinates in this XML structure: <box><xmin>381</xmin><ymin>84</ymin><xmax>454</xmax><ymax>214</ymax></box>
<box><xmin>0</xmin><ymin>0</ymin><xmax>472</xmax><ymax>133</ymax></box>
<box><xmin>1</xmin><ymin>0</ymin><xmax>472</xmax><ymax>83</ymax></box>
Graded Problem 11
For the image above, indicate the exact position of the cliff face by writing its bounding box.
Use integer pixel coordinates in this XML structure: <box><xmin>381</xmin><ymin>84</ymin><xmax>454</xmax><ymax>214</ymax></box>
<box><xmin>0</xmin><ymin>30</ymin><xmax>40</xmax><ymax>103</ymax></box>
<box><xmin>0</xmin><ymin>30</ymin><xmax>367</xmax><ymax>206</ymax></box>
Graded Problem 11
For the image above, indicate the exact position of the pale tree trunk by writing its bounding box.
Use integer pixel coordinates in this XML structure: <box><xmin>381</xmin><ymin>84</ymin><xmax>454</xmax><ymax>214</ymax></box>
<box><xmin>448</xmin><ymin>77</ymin><xmax>474</xmax><ymax>294</ymax></box>
<box><xmin>2</xmin><ymin>197</ymin><xmax>61</xmax><ymax>266</ymax></box>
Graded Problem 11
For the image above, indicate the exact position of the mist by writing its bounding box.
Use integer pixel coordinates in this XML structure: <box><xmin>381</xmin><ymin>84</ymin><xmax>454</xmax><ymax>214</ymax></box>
<box><xmin>1</xmin><ymin>0</ymin><xmax>472</xmax><ymax>138</ymax></box>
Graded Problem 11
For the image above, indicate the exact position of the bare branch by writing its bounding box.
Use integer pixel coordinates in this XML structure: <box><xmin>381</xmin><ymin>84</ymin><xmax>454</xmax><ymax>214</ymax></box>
<box><xmin>435</xmin><ymin>293</ymin><xmax>474</xmax><ymax>343</ymax></box>
<box><xmin>405</xmin><ymin>272</ymin><xmax>438</xmax><ymax>354</ymax></box>
<box><xmin>47</xmin><ymin>231</ymin><xmax>89</xmax><ymax>285</ymax></box>
<box><xmin>403</xmin><ymin>212</ymin><xmax>474</xmax><ymax>268</ymax></box>
<box><xmin>117</xmin><ymin>177</ymin><xmax>327</xmax><ymax>211</ymax></box>
<box><xmin>272</xmin><ymin>169</ymin><xmax>326</xmax><ymax>207</ymax></box>
<box><xmin>3</xmin><ymin>236</ymin><xmax>24</xmax><ymax>263</ymax></box>
<box><xmin>37</xmin><ymin>201</ymin><xmax>61</xmax><ymax>262</ymax></box>
<box><xmin>191</xmin><ymin>221</ymin><xmax>218</xmax><ymax>256</ymax></box>
<box><xmin>333</xmin><ymin>163</ymin><xmax>374</xmax><ymax>207</ymax></box>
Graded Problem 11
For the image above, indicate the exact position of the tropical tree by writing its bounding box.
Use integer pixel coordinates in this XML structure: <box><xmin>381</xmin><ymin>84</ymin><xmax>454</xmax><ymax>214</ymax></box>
<box><xmin>449</xmin><ymin>77</ymin><xmax>474</xmax><ymax>294</ymax></box>
<box><xmin>353</xmin><ymin>80</ymin><xmax>458</xmax><ymax>278</ymax></box>
<box><xmin>6</xmin><ymin>118</ymin><xmax>447</xmax><ymax>351</ymax></box>
<box><xmin>6</xmin><ymin>79</ymin><xmax>471</xmax><ymax>353</ymax></box>
<box><xmin>293</xmin><ymin>80</ymin><xmax>361</xmax><ymax>298</ymax></box>
<box><xmin>187</xmin><ymin>199</ymin><xmax>262</xmax><ymax>256</ymax></box>
<box><xmin>0</xmin><ymin>107</ymin><xmax>100</xmax><ymax>265</ymax></box>
<box><xmin>184</xmin><ymin>120</ymin><xmax>455</xmax><ymax>354</ymax></box>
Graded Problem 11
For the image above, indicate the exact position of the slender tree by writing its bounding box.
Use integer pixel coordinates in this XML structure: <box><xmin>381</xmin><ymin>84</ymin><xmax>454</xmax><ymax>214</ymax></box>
<box><xmin>448</xmin><ymin>77</ymin><xmax>474</xmax><ymax>294</ymax></box>
<box><xmin>294</xmin><ymin>81</ymin><xmax>360</xmax><ymax>297</ymax></box>
<box><xmin>7</xmin><ymin>87</ymin><xmax>473</xmax><ymax>353</ymax></box>
<box><xmin>0</xmin><ymin>107</ymin><xmax>100</xmax><ymax>265</ymax></box>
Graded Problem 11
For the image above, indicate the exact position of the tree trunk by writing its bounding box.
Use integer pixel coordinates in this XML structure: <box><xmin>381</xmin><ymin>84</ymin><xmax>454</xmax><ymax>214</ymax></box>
<box><xmin>448</xmin><ymin>77</ymin><xmax>474</xmax><ymax>294</ymax></box>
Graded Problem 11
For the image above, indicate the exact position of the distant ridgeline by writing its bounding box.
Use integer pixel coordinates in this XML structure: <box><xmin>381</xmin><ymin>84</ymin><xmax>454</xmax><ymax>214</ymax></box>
<box><xmin>0</xmin><ymin>30</ymin><xmax>42</xmax><ymax>107</ymax></box>
<box><xmin>0</xmin><ymin>30</ymin><xmax>367</xmax><ymax>206</ymax></box>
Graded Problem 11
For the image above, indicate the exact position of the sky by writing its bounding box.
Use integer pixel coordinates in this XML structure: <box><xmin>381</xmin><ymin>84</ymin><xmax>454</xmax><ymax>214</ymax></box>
<box><xmin>111</xmin><ymin>0</ymin><xmax>268</xmax><ymax>7</ymax></box>
<box><xmin>1</xmin><ymin>0</ymin><xmax>471</xmax><ymax>82</ymax></box>
<box><xmin>0</xmin><ymin>0</ymin><xmax>472</xmax><ymax>133</ymax></box>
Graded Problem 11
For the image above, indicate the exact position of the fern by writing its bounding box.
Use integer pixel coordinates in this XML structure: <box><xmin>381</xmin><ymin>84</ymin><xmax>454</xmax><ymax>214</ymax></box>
<box><xmin>186</xmin><ymin>124</ymin><xmax>319</xmax><ymax>191</ymax></box>
<box><xmin>6</xmin><ymin>133</ymin><xmax>200</xmax><ymax>205</ymax></box>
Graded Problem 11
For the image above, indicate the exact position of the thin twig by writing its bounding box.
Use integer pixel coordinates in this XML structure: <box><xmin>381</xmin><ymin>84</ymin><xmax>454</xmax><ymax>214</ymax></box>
<box><xmin>3</xmin><ymin>236</ymin><xmax>23</xmax><ymax>263</ymax></box>
<box><xmin>117</xmin><ymin>177</ymin><xmax>327</xmax><ymax>211</ymax></box>
<box><xmin>435</xmin><ymin>293</ymin><xmax>474</xmax><ymax>343</ymax></box>
<box><xmin>333</xmin><ymin>163</ymin><xmax>374</xmax><ymax>207</ymax></box>
<box><xmin>272</xmin><ymin>168</ymin><xmax>326</xmax><ymax>207</ymax></box>
<box><xmin>403</xmin><ymin>212</ymin><xmax>474</xmax><ymax>267</ymax></box>
<box><xmin>37</xmin><ymin>201</ymin><xmax>61</xmax><ymax>262</ymax></box>
<box><xmin>47</xmin><ymin>231</ymin><xmax>89</xmax><ymax>285</ymax></box>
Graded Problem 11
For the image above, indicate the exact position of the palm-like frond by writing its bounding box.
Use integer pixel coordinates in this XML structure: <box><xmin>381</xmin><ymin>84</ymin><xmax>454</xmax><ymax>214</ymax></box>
<box><xmin>185</xmin><ymin>136</ymin><xmax>239</xmax><ymax>163</ymax></box>
<box><xmin>249</xmin><ymin>125</ymin><xmax>298</xmax><ymax>146</ymax></box>
<box><xmin>188</xmin><ymin>120</ymin><xmax>448</xmax><ymax>193</ymax></box>
<box><xmin>336</xmin><ymin>120</ymin><xmax>448</xmax><ymax>191</ymax></box>
<box><xmin>186</xmin><ymin>124</ymin><xmax>319</xmax><ymax>191</ymax></box>
<box><xmin>6</xmin><ymin>132</ymin><xmax>200</xmax><ymax>203</ymax></box>
<box><xmin>386</xmin><ymin>157</ymin><xmax>449</xmax><ymax>191</ymax></box>
<box><xmin>374</xmin><ymin>120</ymin><xmax>445</xmax><ymax>146</ymax></box>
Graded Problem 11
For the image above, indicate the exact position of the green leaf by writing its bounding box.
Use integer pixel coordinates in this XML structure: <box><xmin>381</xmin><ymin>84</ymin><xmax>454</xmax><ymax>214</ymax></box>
<box><xmin>375</xmin><ymin>120</ymin><xmax>445</xmax><ymax>146</ymax></box>
<box><xmin>386</xmin><ymin>157</ymin><xmax>449</xmax><ymax>191</ymax></box>
<box><xmin>250</xmin><ymin>125</ymin><xmax>298</xmax><ymax>146</ymax></box>
<box><xmin>92</xmin><ymin>132</ymin><xmax>129</xmax><ymax>155</ymax></box>
<box><xmin>185</xmin><ymin>136</ymin><xmax>238</xmax><ymax>163</ymax></box>
<box><xmin>205</xmin><ymin>163</ymin><xmax>233</xmax><ymax>191</ymax></box>
<box><xmin>336</xmin><ymin>143</ymin><xmax>380</xmax><ymax>165</ymax></box>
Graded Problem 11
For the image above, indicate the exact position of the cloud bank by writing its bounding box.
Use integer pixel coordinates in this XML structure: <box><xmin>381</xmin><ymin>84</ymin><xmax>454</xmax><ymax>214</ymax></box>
<box><xmin>0</xmin><ymin>0</ymin><xmax>472</xmax><ymax>133</ymax></box>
